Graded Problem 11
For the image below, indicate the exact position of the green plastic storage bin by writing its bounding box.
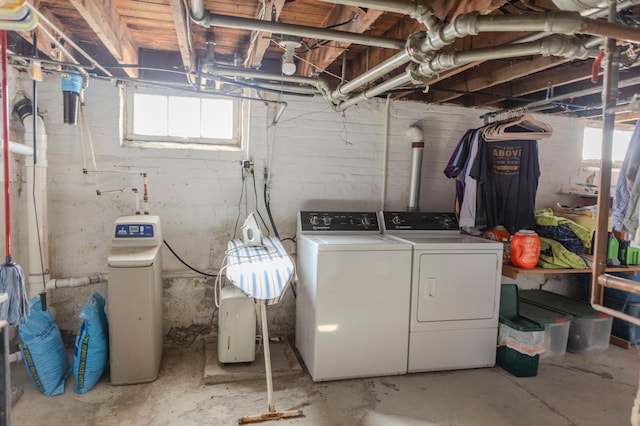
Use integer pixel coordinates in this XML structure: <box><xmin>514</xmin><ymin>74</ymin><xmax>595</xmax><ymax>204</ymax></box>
<box><xmin>519</xmin><ymin>290</ymin><xmax>612</xmax><ymax>354</ymax></box>
<box><xmin>498</xmin><ymin>285</ymin><xmax>545</xmax><ymax>377</ymax></box>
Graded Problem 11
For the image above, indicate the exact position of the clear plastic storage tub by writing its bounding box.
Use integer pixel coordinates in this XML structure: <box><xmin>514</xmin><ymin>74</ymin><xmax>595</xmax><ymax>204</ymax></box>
<box><xmin>519</xmin><ymin>290</ymin><xmax>613</xmax><ymax>354</ymax></box>
<box><xmin>519</xmin><ymin>301</ymin><xmax>572</xmax><ymax>358</ymax></box>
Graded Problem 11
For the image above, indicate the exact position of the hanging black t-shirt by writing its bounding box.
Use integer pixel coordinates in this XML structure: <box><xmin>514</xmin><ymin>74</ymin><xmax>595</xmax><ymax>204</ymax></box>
<box><xmin>470</xmin><ymin>137</ymin><xmax>540</xmax><ymax>234</ymax></box>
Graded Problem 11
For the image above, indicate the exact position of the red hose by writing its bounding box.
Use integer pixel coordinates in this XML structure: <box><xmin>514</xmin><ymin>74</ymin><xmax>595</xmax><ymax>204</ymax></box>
<box><xmin>592</xmin><ymin>52</ymin><xmax>604</xmax><ymax>84</ymax></box>
<box><xmin>2</xmin><ymin>30</ymin><xmax>10</xmax><ymax>261</ymax></box>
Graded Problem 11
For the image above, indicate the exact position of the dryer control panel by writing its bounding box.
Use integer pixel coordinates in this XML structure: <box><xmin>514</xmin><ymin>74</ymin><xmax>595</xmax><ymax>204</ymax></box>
<box><xmin>299</xmin><ymin>211</ymin><xmax>380</xmax><ymax>233</ymax></box>
<box><xmin>381</xmin><ymin>211</ymin><xmax>459</xmax><ymax>232</ymax></box>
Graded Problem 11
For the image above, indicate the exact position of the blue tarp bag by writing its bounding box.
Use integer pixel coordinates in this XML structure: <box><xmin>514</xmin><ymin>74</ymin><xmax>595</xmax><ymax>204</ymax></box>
<box><xmin>73</xmin><ymin>292</ymin><xmax>108</xmax><ymax>394</ymax></box>
<box><xmin>18</xmin><ymin>297</ymin><xmax>70</xmax><ymax>396</ymax></box>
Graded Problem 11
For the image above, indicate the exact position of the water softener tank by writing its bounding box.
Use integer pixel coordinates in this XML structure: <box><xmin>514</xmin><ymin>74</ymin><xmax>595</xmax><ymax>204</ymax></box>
<box><xmin>107</xmin><ymin>215</ymin><xmax>163</xmax><ymax>385</ymax></box>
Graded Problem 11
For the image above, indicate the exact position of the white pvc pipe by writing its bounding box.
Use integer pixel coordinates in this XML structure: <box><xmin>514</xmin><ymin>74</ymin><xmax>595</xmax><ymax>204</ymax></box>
<box><xmin>46</xmin><ymin>273</ymin><xmax>107</xmax><ymax>290</ymax></box>
<box><xmin>0</xmin><ymin>139</ymin><xmax>33</xmax><ymax>156</ymax></box>
<box><xmin>23</xmin><ymin>113</ymin><xmax>50</xmax><ymax>298</ymax></box>
<box><xmin>407</xmin><ymin>125</ymin><xmax>424</xmax><ymax>212</ymax></box>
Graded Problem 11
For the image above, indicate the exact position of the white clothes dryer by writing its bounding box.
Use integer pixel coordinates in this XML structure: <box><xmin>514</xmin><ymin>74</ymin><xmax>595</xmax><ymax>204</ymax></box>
<box><xmin>296</xmin><ymin>211</ymin><xmax>412</xmax><ymax>381</ymax></box>
<box><xmin>381</xmin><ymin>211</ymin><xmax>503</xmax><ymax>373</ymax></box>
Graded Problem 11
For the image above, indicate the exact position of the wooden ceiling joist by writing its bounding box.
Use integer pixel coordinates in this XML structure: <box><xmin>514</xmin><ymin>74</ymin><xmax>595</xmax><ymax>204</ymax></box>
<box><xmin>168</xmin><ymin>0</ymin><xmax>194</xmax><ymax>82</ymax></box>
<box><xmin>18</xmin><ymin>2</ymin><xmax>70</xmax><ymax>60</ymax></box>
<box><xmin>68</xmin><ymin>0</ymin><xmax>139</xmax><ymax>77</ymax></box>
<box><xmin>244</xmin><ymin>0</ymin><xmax>286</xmax><ymax>69</ymax></box>
<box><xmin>298</xmin><ymin>5</ymin><xmax>383</xmax><ymax>78</ymax></box>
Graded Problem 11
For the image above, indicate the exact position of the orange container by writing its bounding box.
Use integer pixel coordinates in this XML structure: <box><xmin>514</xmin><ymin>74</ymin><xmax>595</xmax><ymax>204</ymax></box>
<box><xmin>510</xmin><ymin>230</ymin><xmax>540</xmax><ymax>269</ymax></box>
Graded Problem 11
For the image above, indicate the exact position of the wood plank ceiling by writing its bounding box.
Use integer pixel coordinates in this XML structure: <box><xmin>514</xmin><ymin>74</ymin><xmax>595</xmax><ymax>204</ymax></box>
<box><xmin>10</xmin><ymin>0</ymin><xmax>640</xmax><ymax>122</ymax></box>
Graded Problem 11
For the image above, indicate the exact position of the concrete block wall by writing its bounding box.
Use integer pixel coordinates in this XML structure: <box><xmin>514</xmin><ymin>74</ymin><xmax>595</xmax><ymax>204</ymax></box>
<box><xmin>6</xmin><ymin>73</ymin><xmax>585</xmax><ymax>339</ymax></box>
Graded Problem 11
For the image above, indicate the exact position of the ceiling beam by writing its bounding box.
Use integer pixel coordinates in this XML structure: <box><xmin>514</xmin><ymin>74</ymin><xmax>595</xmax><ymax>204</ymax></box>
<box><xmin>298</xmin><ymin>6</ymin><xmax>383</xmax><ymax>77</ymax></box>
<box><xmin>474</xmin><ymin>61</ymin><xmax>596</xmax><ymax>107</ymax></box>
<box><xmin>429</xmin><ymin>55</ymin><xmax>569</xmax><ymax>104</ymax></box>
<box><xmin>168</xmin><ymin>0</ymin><xmax>194</xmax><ymax>83</ymax></box>
<box><xmin>18</xmin><ymin>2</ymin><xmax>69</xmax><ymax>60</ymax></box>
<box><xmin>244</xmin><ymin>0</ymin><xmax>286</xmax><ymax>69</ymax></box>
<box><xmin>68</xmin><ymin>0</ymin><xmax>139</xmax><ymax>77</ymax></box>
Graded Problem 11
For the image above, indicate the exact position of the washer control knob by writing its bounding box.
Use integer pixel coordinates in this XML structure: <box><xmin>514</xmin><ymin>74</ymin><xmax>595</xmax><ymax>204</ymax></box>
<box><xmin>391</xmin><ymin>215</ymin><xmax>401</xmax><ymax>225</ymax></box>
<box><xmin>323</xmin><ymin>216</ymin><xmax>332</xmax><ymax>226</ymax></box>
<box><xmin>309</xmin><ymin>215</ymin><xmax>319</xmax><ymax>226</ymax></box>
<box><xmin>361</xmin><ymin>216</ymin><xmax>371</xmax><ymax>226</ymax></box>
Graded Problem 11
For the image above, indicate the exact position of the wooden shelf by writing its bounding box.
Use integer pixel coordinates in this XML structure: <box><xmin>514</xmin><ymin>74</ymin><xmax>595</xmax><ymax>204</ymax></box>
<box><xmin>502</xmin><ymin>263</ymin><xmax>640</xmax><ymax>279</ymax></box>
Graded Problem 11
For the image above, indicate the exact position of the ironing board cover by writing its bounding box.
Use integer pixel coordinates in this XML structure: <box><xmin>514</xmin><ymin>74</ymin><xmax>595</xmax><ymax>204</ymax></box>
<box><xmin>226</xmin><ymin>236</ymin><xmax>293</xmax><ymax>305</ymax></box>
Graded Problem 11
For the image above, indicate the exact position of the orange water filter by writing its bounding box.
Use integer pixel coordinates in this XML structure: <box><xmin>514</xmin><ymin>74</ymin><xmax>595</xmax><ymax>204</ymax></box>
<box><xmin>510</xmin><ymin>230</ymin><xmax>540</xmax><ymax>269</ymax></box>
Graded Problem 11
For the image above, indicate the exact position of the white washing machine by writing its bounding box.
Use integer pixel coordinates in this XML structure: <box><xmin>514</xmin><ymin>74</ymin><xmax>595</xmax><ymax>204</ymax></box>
<box><xmin>296</xmin><ymin>211</ymin><xmax>412</xmax><ymax>382</ymax></box>
<box><xmin>381</xmin><ymin>211</ymin><xmax>503</xmax><ymax>373</ymax></box>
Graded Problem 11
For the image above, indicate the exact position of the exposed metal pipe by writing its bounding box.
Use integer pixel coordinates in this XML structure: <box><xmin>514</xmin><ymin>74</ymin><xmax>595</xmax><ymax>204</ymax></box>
<box><xmin>192</xmin><ymin>13</ymin><xmax>405</xmax><ymax>50</ymax></box>
<box><xmin>317</xmin><ymin>0</ymin><xmax>440</xmax><ymax>27</ymax></box>
<box><xmin>337</xmin><ymin>9</ymin><xmax>640</xmax><ymax>110</ymax></box>
<box><xmin>589</xmin><ymin>1</ymin><xmax>640</xmax><ymax>329</ymax></box>
<box><xmin>337</xmin><ymin>35</ymin><xmax>596</xmax><ymax>111</ymax></box>
<box><xmin>191</xmin><ymin>0</ymin><xmax>205</xmax><ymax>21</ymax></box>
<box><xmin>336</xmin><ymin>73</ymin><xmax>412</xmax><ymax>111</ymax></box>
<box><xmin>329</xmin><ymin>51</ymin><xmax>410</xmax><ymax>101</ymax></box>
<box><xmin>420</xmin><ymin>35</ymin><xmax>596</xmax><ymax>77</ymax></box>
<box><xmin>202</xmin><ymin>64</ymin><xmax>331</xmax><ymax>96</ymax></box>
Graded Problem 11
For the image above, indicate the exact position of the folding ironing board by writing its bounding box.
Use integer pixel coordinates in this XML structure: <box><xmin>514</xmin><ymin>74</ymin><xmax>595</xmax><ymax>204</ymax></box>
<box><xmin>225</xmin><ymin>236</ymin><xmax>303</xmax><ymax>424</ymax></box>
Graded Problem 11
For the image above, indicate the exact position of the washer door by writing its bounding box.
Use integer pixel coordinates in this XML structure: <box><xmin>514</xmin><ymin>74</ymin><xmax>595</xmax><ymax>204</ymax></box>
<box><xmin>416</xmin><ymin>252</ymin><xmax>499</xmax><ymax>322</ymax></box>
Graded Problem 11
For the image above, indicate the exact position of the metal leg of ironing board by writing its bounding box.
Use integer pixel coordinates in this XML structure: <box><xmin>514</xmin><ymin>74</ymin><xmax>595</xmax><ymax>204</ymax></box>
<box><xmin>238</xmin><ymin>304</ymin><xmax>303</xmax><ymax>425</ymax></box>
<box><xmin>261</xmin><ymin>304</ymin><xmax>276</xmax><ymax>413</ymax></box>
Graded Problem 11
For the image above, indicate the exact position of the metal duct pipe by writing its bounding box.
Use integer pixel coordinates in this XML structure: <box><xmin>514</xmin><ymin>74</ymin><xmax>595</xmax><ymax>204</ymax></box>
<box><xmin>192</xmin><ymin>13</ymin><xmax>405</xmax><ymax>50</ymax></box>
<box><xmin>470</xmin><ymin>11</ymin><xmax>640</xmax><ymax>44</ymax></box>
<box><xmin>421</xmin><ymin>35</ymin><xmax>596</xmax><ymax>76</ymax></box>
<box><xmin>335</xmin><ymin>73</ymin><xmax>412</xmax><ymax>111</ymax></box>
<box><xmin>191</xmin><ymin>0</ymin><xmax>205</xmax><ymax>21</ymax></box>
<box><xmin>317</xmin><ymin>0</ymin><xmax>440</xmax><ymax>27</ymax></box>
<box><xmin>406</xmin><ymin>125</ymin><xmax>424</xmax><ymax>212</ymax></box>
<box><xmin>203</xmin><ymin>64</ymin><xmax>331</xmax><ymax>95</ymax></box>
<box><xmin>329</xmin><ymin>51</ymin><xmax>411</xmax><ymax>101</ymax></box>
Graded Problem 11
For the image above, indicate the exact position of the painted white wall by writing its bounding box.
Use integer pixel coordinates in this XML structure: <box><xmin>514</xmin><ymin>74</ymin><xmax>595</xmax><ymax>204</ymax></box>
<box><xmin>7</xmin><ymin>73</ymin><xmax>586</xmax><ymax>338</ymax></box>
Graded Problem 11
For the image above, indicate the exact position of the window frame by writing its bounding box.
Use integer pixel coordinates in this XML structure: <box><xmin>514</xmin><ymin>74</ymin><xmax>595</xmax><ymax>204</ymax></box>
<box><xmin>582</xmin><ymin>120</ymin><xmax>636</xmax><ymax>169</ymax></box>
<box><xmin>122</xmin><ymin>86</ymin><xmax>243</xmax><ymax>150</ymax></box>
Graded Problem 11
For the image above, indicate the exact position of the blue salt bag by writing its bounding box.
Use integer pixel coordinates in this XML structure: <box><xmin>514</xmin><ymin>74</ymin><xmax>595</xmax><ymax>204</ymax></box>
<box><xmin>73</xmin><ymin>292</ymin><xmax>109</xmax><ymax>394</ymax></box>
<box><xmin>18</xmin><ymin>297</ymin><xmax>70</xmax><ymax>396</ymax></box>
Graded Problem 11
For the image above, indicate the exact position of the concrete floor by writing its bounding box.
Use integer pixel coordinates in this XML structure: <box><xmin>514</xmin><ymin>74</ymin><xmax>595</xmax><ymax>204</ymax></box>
<box><xmin>9</xmin><ymin>338</ymin><xmax>640</xmax><ymax>426</ymax></box>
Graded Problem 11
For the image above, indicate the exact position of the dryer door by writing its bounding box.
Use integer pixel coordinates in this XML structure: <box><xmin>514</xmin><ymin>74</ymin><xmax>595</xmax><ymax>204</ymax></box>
<box><xmin>416</xmin><ymin>252</ymin><xmax>499</xmax><ymax>322</ymax></box>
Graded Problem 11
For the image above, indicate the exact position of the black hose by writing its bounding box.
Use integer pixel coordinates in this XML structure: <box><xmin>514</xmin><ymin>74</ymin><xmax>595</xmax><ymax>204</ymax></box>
<box><xmin>163</xmin><ymin>239</ymin><xmax>216</xmax><ymax>278</ymax></box>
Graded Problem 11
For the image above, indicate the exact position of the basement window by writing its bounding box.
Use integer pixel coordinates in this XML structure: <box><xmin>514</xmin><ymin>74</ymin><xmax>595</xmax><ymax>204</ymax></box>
<box><xmin>582</xmin><ymin>123</ymin><xmax>635</xmax><ymax>168</ymax></box>
<box><xmin>123</xmin><ymin>88</ymin><xmax>241</xmax><ymax>150</ymax></box>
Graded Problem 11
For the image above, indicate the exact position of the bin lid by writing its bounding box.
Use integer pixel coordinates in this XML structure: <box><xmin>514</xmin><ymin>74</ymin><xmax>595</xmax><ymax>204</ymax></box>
<box><xmin>519</xmin><ymin>290</ymin><xmax>608</xmax><ymax>319</ymax></box>
<box><xmin>519</xmin><ymin>300</ymin><xmax>573</xmax><ymax>324</ymax></box>
<box><xmin>500</xmin><ymin>284</ymin><xmax>520</xmax><ymax>321</ymax></box>
<box><xmin>499</xmin><ymin>315</ymin><xmax>545</xmax><ymax>331</ymax></box>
